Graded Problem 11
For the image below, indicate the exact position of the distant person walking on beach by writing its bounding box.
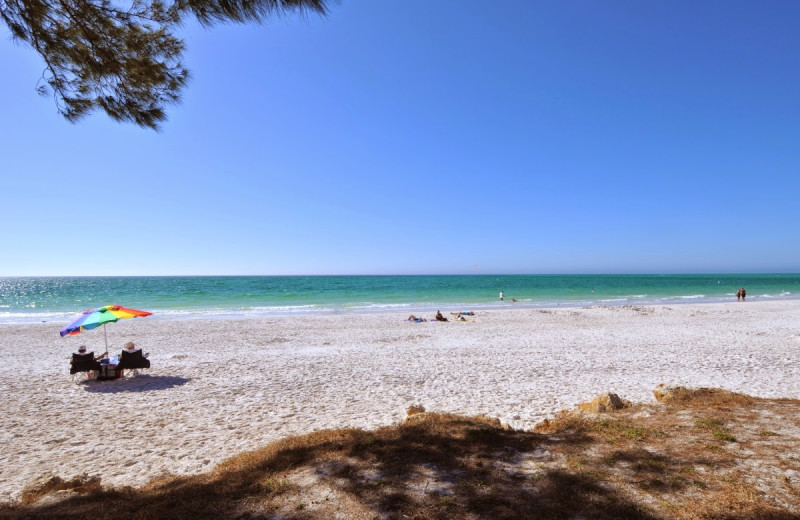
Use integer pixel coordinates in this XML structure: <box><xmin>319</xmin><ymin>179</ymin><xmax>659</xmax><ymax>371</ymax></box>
<box><xmin>736</xmin><ymin>289</ymin><xmax>742</xmax><ymax>301</ymax></box>
<box><xmin>740</xmin><ymin>288</ymin><xmax>746</xmax><ymax>302</ymax></box>
<box><xmin>499</xmin><ymin>291</ymin><xmax>504</xmax><ymax>301</ymax></box>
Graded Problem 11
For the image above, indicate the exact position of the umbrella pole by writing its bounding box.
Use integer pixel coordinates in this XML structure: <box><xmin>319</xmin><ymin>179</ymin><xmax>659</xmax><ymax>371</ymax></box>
<box><xmin>103</xmin><ymin>323</ymin><xmax>108</xmax><ymax>354</ymax></box>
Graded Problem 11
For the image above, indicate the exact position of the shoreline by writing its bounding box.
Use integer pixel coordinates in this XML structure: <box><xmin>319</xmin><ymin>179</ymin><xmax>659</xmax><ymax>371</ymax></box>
<box><xmin>1</xmin><ymin>300</ymin><xmax>799</xmax><ymax>501</ymax></box>
<box><xmin>3</xmin><ymin>293</ymin><xmax>799</xmax><ymax>325</ymax></box>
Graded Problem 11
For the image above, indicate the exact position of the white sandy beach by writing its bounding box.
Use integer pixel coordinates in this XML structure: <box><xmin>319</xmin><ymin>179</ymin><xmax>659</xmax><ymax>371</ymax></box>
<box><xmin>1</xmin><ymin>300</ymin><xmax>798</xmax><ymax>502</ymax></box>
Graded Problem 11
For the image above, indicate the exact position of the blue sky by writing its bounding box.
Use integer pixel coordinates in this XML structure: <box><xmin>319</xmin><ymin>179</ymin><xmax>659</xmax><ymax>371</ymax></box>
<box><xmin>2</xmin><ymin>1</ymin><xmax>798</xmax><ymax>276</ymax></box>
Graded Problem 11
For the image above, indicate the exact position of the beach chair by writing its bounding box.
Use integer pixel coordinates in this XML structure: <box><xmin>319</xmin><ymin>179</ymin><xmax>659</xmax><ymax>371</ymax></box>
<box><xmin>115</xmin><ymin>349</ymin><xmax>150</xmax><ymax>377</ymax></box>
<box><xmin>70</xmin><ymin>352</ymin><xmax>102</xmax><ymax>381</ymax></box>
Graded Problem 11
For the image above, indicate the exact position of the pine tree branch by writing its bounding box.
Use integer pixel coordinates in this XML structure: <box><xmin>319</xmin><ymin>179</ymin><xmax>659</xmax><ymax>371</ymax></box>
<box><xmin>2</xmin><ymin>0</ymin><xmax>334</xmax><ymax>129</ymax></box>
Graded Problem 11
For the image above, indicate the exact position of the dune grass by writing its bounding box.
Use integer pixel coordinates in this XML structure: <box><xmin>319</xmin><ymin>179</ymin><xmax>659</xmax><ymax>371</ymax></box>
<box><xmin>2</xmin><ymin>387</ymin><xmax>800</xmax><ymax>519</ymax></box>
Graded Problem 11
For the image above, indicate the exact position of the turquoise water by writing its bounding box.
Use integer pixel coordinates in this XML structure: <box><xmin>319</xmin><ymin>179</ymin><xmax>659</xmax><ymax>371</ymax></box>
<box><xmin>0</xmin><ymin>274</ymin><xmax>797</xmax><ymax>324</ymax></box>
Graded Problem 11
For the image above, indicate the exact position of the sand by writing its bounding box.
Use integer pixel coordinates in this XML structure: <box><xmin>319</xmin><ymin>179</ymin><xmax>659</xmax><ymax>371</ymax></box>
<box><xmin>1</xmin><ymin>300</ymin><xmax>798</xmax><ymax>502</ymax></box>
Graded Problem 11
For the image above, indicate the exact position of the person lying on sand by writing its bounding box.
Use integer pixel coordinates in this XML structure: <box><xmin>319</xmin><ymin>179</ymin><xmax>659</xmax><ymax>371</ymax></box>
<box><xmin>448</xmin><ymin>312</ymin><xmax>470</xmax><ymax>321</ymax></box>
<box><xmin>407</xmin><ymin>315</ymin><xmax>427</xmax><ymax>322</ymax></box>
<box><xmin>434</xmin><ymin>311</ymin><xmax>448</xmax><ymax>322</ymax></box>
<box><xmin>450</xmin><ymin>311</ymin><xmax>475</xmax><ymax>316</ymax></box>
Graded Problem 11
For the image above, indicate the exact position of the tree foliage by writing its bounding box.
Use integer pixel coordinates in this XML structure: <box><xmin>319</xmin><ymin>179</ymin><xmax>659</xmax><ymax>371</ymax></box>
<box><xmin>1</xmin><ymin>0</ymin><xmax>330</xmax><ymax>129</ymax></box>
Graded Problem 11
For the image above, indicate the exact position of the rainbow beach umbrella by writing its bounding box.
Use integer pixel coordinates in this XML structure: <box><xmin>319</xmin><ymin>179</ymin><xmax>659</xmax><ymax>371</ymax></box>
<box><xmin>60</xmin><ymin>305</ymin><xmax>152</xmax><ymax>351</ymax></box>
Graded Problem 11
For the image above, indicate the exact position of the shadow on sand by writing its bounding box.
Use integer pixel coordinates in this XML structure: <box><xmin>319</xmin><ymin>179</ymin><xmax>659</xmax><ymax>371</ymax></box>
<box><xmin>3</xmin><ymin>408</ymin><xmax>800</xmax><ymax>519</ymax></box>
<box><xmin>81</xmin><ymin>374</ymin><xmax>190</xmax><ymax>393</ymax></box>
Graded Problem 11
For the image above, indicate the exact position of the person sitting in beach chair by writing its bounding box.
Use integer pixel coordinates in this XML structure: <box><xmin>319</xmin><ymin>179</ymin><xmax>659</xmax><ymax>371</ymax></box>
<box><xmin>70</xmin><ymin>346</ymin><xmax>105</xmax><ymax>378</ymax></box>
<box><xmin>114</xmin><ymin>342</ymin><xmax>150</xmax><ymax>377</ymax></box>
<box><xmin>75</xmin><ymin>345</ymin><xmax>108</xmax><ymax>361</ymax></box>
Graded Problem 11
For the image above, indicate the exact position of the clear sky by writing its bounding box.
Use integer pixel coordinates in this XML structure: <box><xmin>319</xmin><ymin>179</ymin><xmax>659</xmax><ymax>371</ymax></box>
<box><xmin>2</xmin><ymin>1</ymin><xmax>798</xmax><ymax>276</ymax></box>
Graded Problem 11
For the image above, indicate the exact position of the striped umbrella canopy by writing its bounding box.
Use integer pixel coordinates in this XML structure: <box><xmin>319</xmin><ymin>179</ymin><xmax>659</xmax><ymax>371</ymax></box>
<box><xmin>60</xmin><ymin>305</ymin><xmax>152</xmax><ymax>350</ymax></box>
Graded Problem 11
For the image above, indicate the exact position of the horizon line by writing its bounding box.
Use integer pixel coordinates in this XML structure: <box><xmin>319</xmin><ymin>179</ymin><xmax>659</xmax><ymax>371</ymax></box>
<box><xmin>2</xmin><ymin>272</ymin><xmax>799</xmax><ymax>278</ymax></box>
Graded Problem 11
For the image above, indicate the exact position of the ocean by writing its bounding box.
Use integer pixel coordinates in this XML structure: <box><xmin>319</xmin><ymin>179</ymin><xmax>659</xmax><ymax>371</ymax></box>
<box><xmin>0</xmin><ymin>274</ymin><xmax>797</xmax><ymax>324</ymax></box>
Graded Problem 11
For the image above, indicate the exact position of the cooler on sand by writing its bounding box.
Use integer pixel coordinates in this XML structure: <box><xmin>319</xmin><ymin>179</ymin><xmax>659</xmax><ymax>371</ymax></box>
<box><xmin>97</xmin><ymin>365</ymin><xmax>119</xmax><ymax>380</ymax></box>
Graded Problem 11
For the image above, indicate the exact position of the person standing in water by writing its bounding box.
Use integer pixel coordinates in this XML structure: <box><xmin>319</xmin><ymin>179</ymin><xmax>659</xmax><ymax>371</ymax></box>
<box><xmin>499</xmin><ymin>291</ymin><xmax>504</xmax><ymax>301</ymax></box>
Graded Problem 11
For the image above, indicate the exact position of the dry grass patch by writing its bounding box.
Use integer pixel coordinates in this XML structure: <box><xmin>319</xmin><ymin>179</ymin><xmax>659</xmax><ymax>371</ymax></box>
<box><xmin>653</xmin><ymin>384</ymin><xmax>756</xmax><ymax>408</ymax></box>
<box><xmin>2</xmin><ymin>388</ymin><xmax>800</xmax><ymax>520</ymax></box>
<box><xmin>17</xmin><ymin>474</ymin><xmax>102</xmax><ymax>505</ymax></box>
